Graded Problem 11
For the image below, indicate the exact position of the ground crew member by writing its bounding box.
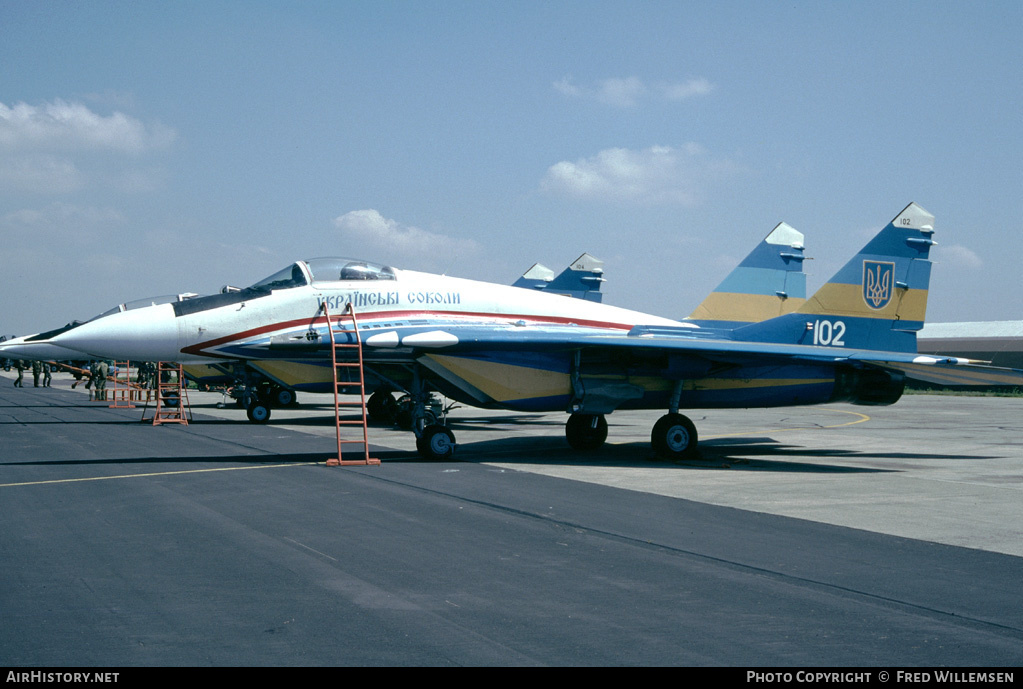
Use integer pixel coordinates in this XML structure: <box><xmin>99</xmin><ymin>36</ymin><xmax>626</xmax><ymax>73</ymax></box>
<box><xmin>94</xmin><ymin>360</ymin><xmax>109</xmax><ymax>401</ymax></box>
<box><xmin>31</xmin><ymin>360</ymin><xmax>42</xmax><ymax>387</ymax></box>
<box><xmin>42</xmin><ymin>362</ymin><xmax>52</xmax><ymax>387</ymax></box>
<box><xmin>14</xmin><ymin>360</ymin><xmax>24</xmax><ymax>387</ymax></box>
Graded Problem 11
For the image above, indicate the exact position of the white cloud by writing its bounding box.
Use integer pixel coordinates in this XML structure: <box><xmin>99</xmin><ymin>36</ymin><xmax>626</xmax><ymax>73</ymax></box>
<box><xmin>552</xmin><ymin>77</ymin><xmax>583</xmax><ymax>99</ymax></box>
<box><xmin>0</xmin><ymin>99</ymin><xmax>175</xmax><ymax>154</ymax></box>
<box><xmin>554</xmin><ymin>76</ymin><xmax>713</xmax><ymax>107</ymax></box>
<box><xmin>596</xmin><ymin>77</ymin><xmax>647</xmax><ymax>108</ymax></box>
<box><xmin>0</xmin><ymin>99</ymin><xmax>175</xmax><ymax>195</ymax></box>
<box><xmin>1</xmin><ymin>202</ymin><xmax>125</xmax><ymax>241</ymax></box>
<box><xmin>333</xmin><ymin>209</ymin><xmax>481</xmax><ymax>271</ymax></box>
<box><xmin>933</xmin><ymin>244</ymin><xmax>983</xmax><ymax>270</ymax></box>
<box><xmin>658</xmin><ymin>78</ymin><xmax>715</xmax><ymax>101</ymax></box>
<box><xmin>540</xmin><ymin>144</ymin><xmax>741</xmax><ymax>205</ymax></box>
<box><xmin>0</xmin><ymin>154</ymin><xmax>84</xmax><ymax>193</ymax></box>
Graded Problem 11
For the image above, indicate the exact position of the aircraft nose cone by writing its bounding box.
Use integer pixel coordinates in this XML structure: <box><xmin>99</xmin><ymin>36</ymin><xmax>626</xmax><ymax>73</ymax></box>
<box><xmin>0</xmin><ymin>335</ymin><xmax>84</xmax><ymax>361</ymax></box>
<box><xmin>52</xmin><ymin>303</ymin><xmax>180</xmax><ymax>361</ymax></box>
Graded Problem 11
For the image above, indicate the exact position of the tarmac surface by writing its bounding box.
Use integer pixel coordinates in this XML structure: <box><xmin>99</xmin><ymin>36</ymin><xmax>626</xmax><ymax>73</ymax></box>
<box><xmin>1</xmin><ymin>368</ymin><xmax>1021</xmax><ymax>666</ymax></box>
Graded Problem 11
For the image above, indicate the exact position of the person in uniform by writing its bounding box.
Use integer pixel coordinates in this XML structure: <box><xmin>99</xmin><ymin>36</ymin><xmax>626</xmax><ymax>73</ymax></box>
<box><xmin>14</xmin><ymin>359</ymin><xmax>24</xmax><ymax>387</ymax></box>
<box><xmin>31</xmin><ymin>360</ymin><xmax>42</xmax><ymax>387</ymax></box>
<box><xmin>94</xmin><ymin>360</ymin><xmax>109</xmax><ymax>401</ymax></box>
<box><xmin>42</xmin><ymin>362</ymin><xmax>52</xmax><ymax>387</ymax></box>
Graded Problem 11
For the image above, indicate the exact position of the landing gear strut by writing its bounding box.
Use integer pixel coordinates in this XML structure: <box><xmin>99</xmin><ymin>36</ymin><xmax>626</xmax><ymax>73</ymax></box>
<box><xmin>405</xmin><ymin>365</ymin><xmax>457</xmax><ymax>461</ymax></box>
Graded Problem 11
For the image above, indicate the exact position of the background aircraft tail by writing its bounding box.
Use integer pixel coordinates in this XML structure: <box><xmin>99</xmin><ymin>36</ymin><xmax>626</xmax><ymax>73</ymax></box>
<box><xmin>735</xmin><ymin>202</ymin><xmax>935</xmax><ymax>353</ymax></box>
<box><xmin>513</xmin><ymin>253</ymin><xmax>606</xmax><ymax>302</ymax></box>
<box><xmin>686</xmin><ymin>222</ymin><xmax>806</xmax><ymax>327</ymax></box>
<box><xmin>512</xmin><ymin>263</ymin><xmax>555</xmax><ymax>291</ymax></box>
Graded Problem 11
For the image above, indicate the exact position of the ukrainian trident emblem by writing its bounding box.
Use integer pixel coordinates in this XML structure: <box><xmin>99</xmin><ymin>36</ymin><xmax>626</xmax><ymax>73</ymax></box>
<box><xmin>863</xmin><ymin>261</ymin><xmax>895</xmax><ymax>310</ymax></box>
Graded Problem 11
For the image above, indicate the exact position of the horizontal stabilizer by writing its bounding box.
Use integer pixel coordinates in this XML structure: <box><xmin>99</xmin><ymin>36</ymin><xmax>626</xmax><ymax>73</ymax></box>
<box><xmin>856</xmin><ymin>356</ymin><xmax>1023</xmax><ymax>388</ymax></box>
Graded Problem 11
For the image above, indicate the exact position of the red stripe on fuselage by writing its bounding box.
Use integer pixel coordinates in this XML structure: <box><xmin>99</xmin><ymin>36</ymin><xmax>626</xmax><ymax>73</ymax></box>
<box><xmin>179</xmin><ymin>309</ymin><xmax>639</xmax><ymax>359</ymax></box>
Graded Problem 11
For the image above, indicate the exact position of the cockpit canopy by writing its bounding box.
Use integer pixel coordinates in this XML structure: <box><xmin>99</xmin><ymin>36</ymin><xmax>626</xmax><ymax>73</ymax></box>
<box><xmin>165</xmin><ymin>258</ymin><xmax>398</xmax><ymax>318</ymax></box>
<box><xmin>308</xmin><ymin>257</ymin><xmax>396</xmax><ymax>283</ymax></box>
<box><xmin>91</xmin><ymin>294</ymin><xmax>201</xmax><ymax>320</ymax></box>
<box><xmin>249</xmin><ymin>258</ymin><xmax>396</xmax><ymax>291</ymax></box>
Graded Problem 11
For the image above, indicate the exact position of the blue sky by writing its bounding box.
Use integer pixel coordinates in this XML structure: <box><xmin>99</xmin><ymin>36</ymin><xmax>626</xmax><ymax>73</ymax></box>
<box><xmin>2</xmin><ymin>0</ymin><xmax>1020</xmax><ymax>336</ymax></box>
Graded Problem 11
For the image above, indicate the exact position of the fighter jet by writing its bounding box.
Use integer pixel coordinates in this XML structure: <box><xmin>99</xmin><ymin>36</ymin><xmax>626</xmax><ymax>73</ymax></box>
<box><xmin>220</xmin><ymin>227</ymin><xmax>810</xmax><ymax>414</ymax></box>
<box><xmin>51</xmin><ymin>203</ymin><xmax>1023</xmax><ymax>460</ymax></box>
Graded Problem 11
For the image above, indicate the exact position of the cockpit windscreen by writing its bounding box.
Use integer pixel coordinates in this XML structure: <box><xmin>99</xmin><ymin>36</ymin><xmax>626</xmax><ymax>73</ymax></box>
<box><xmin>249</xmin><ymin>263</ymin><xmax>309</xmax><ymax>291</ymax></box>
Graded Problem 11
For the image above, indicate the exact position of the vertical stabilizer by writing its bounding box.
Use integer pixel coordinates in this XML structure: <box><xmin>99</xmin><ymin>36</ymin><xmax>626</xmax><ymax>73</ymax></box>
<box><xmin>687</xmin><ymin>222</ymin><xmax>807</xmax><ymax>327</ymax></box>
<box><xmin>736</xmin><ymin>203</ymin><xmax>935</xmax><ymax>352</ymax></box>
<box><xmin>514</xmin><ymin>254</ymin><xmax>606</xmax><ymax>302</ymax></box>
<box><xmin>548</xmin><ymin>253</ymin><xmax>605</xmax><ymax>302</ymax></box>
<box><xmin>512</xmin><ymin>263</ymin><xmax>555</xmax><ymax>291</ymax></box>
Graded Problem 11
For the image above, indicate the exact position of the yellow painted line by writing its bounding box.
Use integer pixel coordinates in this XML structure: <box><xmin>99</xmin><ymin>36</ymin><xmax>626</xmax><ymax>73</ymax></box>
<box><xmin>0</xmin><ymin>461</ymin><xmax>319</xmax><ymax>488</ymax></box>
<box><xmin>700</xmin><ymin>407</ymin><xmax>871</xmax><ymax>440</ymax></box>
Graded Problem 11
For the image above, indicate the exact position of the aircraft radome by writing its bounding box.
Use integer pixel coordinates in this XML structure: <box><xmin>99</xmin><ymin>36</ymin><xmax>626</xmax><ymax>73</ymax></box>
<box><xmin>50</xmin><ymin>203</ymin><xmax>1023</xmax><ymax>460</ymax></box>
<box><xmin>0</xmin><ymin>294</ymin><xmax>200</xmax><ymax>363</ymax></box>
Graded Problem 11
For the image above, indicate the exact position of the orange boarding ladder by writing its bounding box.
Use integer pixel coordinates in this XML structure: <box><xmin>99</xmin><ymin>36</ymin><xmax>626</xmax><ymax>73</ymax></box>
<box><xmin>144</xmin><ymin>362</ymin><xmax>191</xmax><ymax>425</ymax></box>
<box><xmin>321</xmin><ymin>302</ymin><xmax>379</xmax><ymax>466</ymax></box>
<box><xmin>108</xmin><ymin>361</ymin><xmax>136</xmax><ymax>409</ymax></box>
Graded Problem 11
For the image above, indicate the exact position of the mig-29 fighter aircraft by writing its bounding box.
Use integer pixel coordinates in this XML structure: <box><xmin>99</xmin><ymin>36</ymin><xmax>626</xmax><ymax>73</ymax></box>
<box><xmin>51</xmin><ymin>203</ymin><xmax>1023</xmax><ymax>460</ymax></box>
<box><xmin>207</xmin><ymin>227</ymin><xmax>810</xmax><ymax>421</ymax></box>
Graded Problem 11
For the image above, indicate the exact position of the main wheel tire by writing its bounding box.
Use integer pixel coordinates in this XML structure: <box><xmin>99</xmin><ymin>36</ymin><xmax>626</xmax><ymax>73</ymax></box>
<box><xmin>394</xmin><ymin>394</ymin><xmax>414</xmax><ymax>429</ymax></box>
<box><xmin>651</xmin><ymin>413</ymin><xmax>697</xmax><ymax>459</ymax></box>
<box><xmin>416</xmin><ymin>424</ymin><xmax>456</xmax><ymax>460</ymax></box>
<box><xmin>246</xmin><ymin>402</ymin><xmax>271</xmax><ymax>424</ymax></box>
<box><xmin>274</xmin><ymin>387</ymin><xmax>296</xmax><ymax>407</ymax></box>
<box><xmin>565</xmin><ymin>413</ymin><xmax>608</xmax><ymax>451</ymax></box>
<box><xmin>367</xmin><ymin>390</ymin><xmax>397</xmax><ymax>423</ymax></box>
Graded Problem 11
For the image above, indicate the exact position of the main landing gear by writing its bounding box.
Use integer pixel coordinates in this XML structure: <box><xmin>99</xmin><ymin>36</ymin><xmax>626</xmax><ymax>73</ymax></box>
<box><xmin>650</xmin><ymin>413</ymin><xmax>698</xmax><ymax>459</ymax></box>
<box><xmin>564</xmin><ymin>411</ymin><xmax>699</xmax><ymax>459</ymax></box>
<box><xmin>242</xmin><ymin>382</ymin><xmax>298</xmax><ymax>424</ymax></box>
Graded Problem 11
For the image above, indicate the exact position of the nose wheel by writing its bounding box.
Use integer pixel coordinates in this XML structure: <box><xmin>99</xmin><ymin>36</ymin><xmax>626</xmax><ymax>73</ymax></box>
<box><xmin>416</xmin><ymin>424</ymin><xmax>456</xmax><ymax>460</ymax></box>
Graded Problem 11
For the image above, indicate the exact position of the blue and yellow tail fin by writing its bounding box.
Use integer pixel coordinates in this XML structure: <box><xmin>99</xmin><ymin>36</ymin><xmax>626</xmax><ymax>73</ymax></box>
<box><xmin>687</xmin><ymin>222</ymin><xmax>806</xmax><ymax>327</ymax></box>
<box><xmin>736</xmin><ymin>203</ymin><xmax>935</xmax><ymax>352</ymax></box>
